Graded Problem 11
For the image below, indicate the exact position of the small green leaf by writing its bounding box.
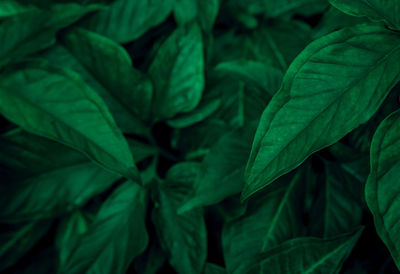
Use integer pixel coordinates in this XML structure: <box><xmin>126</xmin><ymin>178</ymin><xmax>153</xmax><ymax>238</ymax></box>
<box><xmin>244</xmin><ymin>24</ymin><xmax>400</xmax><ymax>199</ymax></box>
<box><xmin>366</xmin><ymin>109</ymin><xmax>400</xmax><ymax>270</ymax></box>
<box><xmin>330</xmin><ymin>0</ymin><xmax>400</xmax><ymax>30</ymax></box>
<box><xmin>152</xmin><ymin>162</ymin><xmax>207</xmax><ymax>274</ymax></box>
<box><xmin>149</xmin><ymin>23</ymin><xmax>205</xmax><ymax>120</ymax></box>
<box><xmin>0</xmin><ymin>130</ymin><xmax>120</xmax><ymax>222</ymax></box>
<box><xmin>0</xmin><ymin>61</ymin><xmax>139</xmax><ymax>180</ymax></box>
<box><xmin>82</xmin><ymin>0</ymin><xmax>174</xmax><ymax>43</ymax></box>
<box><xmin>59</xmin><ymin>182</ymin><xmax>148</xmax><ymax>274</ymax></box>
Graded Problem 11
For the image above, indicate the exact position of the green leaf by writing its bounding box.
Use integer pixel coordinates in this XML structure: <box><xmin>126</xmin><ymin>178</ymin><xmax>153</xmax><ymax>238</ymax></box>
<box><xmin>330</xmin><ymin>0</ymin><xmax>400</xmax><ymax>30</ymax></box>
<box><xmin>0</xmin><ymin>61</ymin><xmax>139</xmax><ymax>180</ymax></box>
<box><xmin>0</xmin><ymin>130</ymin><xmax>120</xmax><ymax>222</ymax></box>
<box><xmin>0</xmin><ymin>220</ymin><xmax>52</xmax><ymax>271</ymax></box>
<box><xmin>238</xmin><ymin>228</ymin><xmax>363</xmax><ymax>274</ymax></box>
<box><xmin>0</xmin><ymin>3</ymin><xmax>100</xmax><ymax>68</ymax></box>
<box><xmin>174</xmin><ymin>0</ymin><xmax>219</xmax><ymax>31</ymax></box>
<box><xmin>243</xmin><ymin>24</ymin><xmax>400</xmax><ymax>200</ymax></box>
<box><xmin>152</xmin><ymin>162</ymin><xmax>207</xmax><ymax>274</ymax></box>
<box><xmin>366</xmin><ymin>109</ymin><xmax>400</xmax><ymax>270</ymax></box>
<box><xmin>223</xmin><ymin>170</ymin><xmax>307</xmax><ymax>273</ymax></box>
<box><xmin>180</xmin><ymin>125</ymin><xmax>255</xmax><ymax>213</ymax></box>
<box><xmin>309</xmin><ymin>161</ymin><xmax>363</xmax><ymax>237</ymax></box>
<box><xmin>61</xmin><ymin>27</ymin><xmax>153</xmax><ymax>122</ymax></box>
<box><xmin>204</xmin><ymin>263</ymin><xmax>227</xmax><ymax>274</ymax></box>
<box><xmin>149</xmin><ymin>23</ymin><xmax>205</xmax><ymax>120</ymax></box>
<box><xmin>82</xmin><ymin>0</ymin><xmax>174</xmax><ymax>43</ymax></box>
<box><xmin>41</xmin><ymin>44</ymin><xmax>148</xmax><ymax>135</ymax></box>
<box><xmin>58</xmin><ymin>182</ymin><xmax>148</xmax><ymax>274</ymax></box>
<box><xmin>0</xmin><ymin>0</ymin><xmax>31</xmax><ymax>18</ymax></box>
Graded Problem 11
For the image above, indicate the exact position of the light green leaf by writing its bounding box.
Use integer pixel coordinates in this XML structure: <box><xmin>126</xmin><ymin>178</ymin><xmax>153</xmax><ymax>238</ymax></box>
<box><xmin>0</xmin><ymin>3</ymin><xmax>100</xmax><ymax>68</ymax></box>
<box><xmin>309</xmin><ymin>161</ymin><xmax>363</xmax><ymax>237</ymax></box>
<box><xmin>0</xmin><ymin>220</ymin><xmax>52</xmax><ymax>271</ymax></box>
<box><xmin>238</xmin><ymin>228</ymin><xmax>363</xmax><ymax>274</ymax></box>
<box><xmin>61</xmin><ymin>27</ymin><xmax>153</xmax><ymax>122</ymax></box>
<box><xmin>0</xmin><ymin>130</ymin><xmax>120</xmax><ymax>223</ymax></box>
<box><xmin>0</xmin><ymin>0</ymin><xmax>32</xmax><ymax>18</ymax></box>
<box><xmin>82</xmin><ymin>0</ymin><xmax>174</xmax><ymax>43</ymax></box>
<box><xmin>330</xmin><ymin>0</ymin><xmax>400</xmax><ymax>30</ymax></box>
<box><xmin>152</xmin><ymin>162</ymin><xmax>207</xmax><ymax>274</ymax></box>
<box><xmin>59</xmin><ymin>182</ymin><xmax>148</xmax><ymax>274</ymax></box>
<box><xmin>149</xmin><ymin>23</ymin><xmax>205</xmax><ymax>120</ymax></box>
<box><xmin>223</xmin><ymin>170</ymin><xmax>307</xmax><ymax>274</ymax></box>
<box><xmin>0</xmin><ymin>61</ymin><xmax>138</xmax><ymax>180</ymax></box>
<box><xmin>243</xmin><ymin>24</ymin><xmax>400</xmax><ymax>200</ymax></box>
<box><xmin>366</xmin><ymin>109</ymin><xmax>400</xmax><ymax>270</ymax></box>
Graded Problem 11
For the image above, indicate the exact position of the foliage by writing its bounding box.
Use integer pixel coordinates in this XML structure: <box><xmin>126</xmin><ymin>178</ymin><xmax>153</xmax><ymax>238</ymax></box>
<box><xmin>1</xmin><ymin>0</ymin><xmax>400</xmax><ymax>273</ymax></box>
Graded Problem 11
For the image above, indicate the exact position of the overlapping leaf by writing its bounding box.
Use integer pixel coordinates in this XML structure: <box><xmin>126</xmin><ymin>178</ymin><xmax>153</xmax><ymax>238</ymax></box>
<box><xmin>244</xmin><ymin>24</ymin><xmax>400</xmax><ymax>199</ymax></box>
<box><xmin>0</xmin><ymin>61</ymin><xmax>138</xmax><ymax>180</ymax></box>
<box><xmin>366</xmin><ymin>109</ymin><xmax>400</xmax><ymax>270</ymax></box>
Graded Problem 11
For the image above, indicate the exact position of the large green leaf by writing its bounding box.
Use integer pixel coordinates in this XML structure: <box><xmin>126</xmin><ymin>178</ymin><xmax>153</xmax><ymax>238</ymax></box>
<box><xmin>366</xmin><ymin>109</ymin><xmax>400</xmax><ymax>270</ymax></box>
<box><xmin>0</xmin><ymin>220</ymin><xmax>52</xmax><ymax>271</ymax></box>
<box><xmin>0</xmin><ymin>3</ymin><xmax>100</xmax><ymax>68</ymax></box>
<box><xmin>149</xmin><ymin>23</ymin><xmax>205</xmax><ymax>120</ymax></box>
<box><xmin>58</xmin><ymin>182</ymin><xmax>148</xmax><ymax>274</ymax></box>
<box><xmin>152</xmin><ymin>162</ymin><xmax>207</xmax><ymax>274</ymax></box>
<box><xmin>0</xmin><ymin>130</ymin><xmax>120</xmax><ymax>222</ymax></box>
<box><xmin>0</xmin><ymin>0</ymin><xmax>31</xmax><ymax>18</ymax></box>
<box><xmin>309</xmin><ymin>161</ymin><xmax>363</xmax><ymax>237</ymax></box>
<box><xmin>82</xmin><ymin>0</ymin><xmax>174</xmax><ymax>43</ymax></box>
<box><xmin>61</xmin><ymin>27</ymin><xmax>153</xmax><ymax>122</ymax></box>
<box><xmin>0</xmin><ymin>61</ymin><xmax>138</xmax><ymax>180</ymax></box>
<box><xmin>330</xmin><ymin>0</ymin><xmax>400</xmax><ymax>30</ymax></box>
<box><xmin>41</xmin><ymin>44</ymin><xmax>148</xmax><ymax>135</ymax></box>
<box><xmin>223</xmin><ymin>170</ymin><xmax>307</xmax><ymax>274</ymax></box>
<box><xmin>238</xmin><ymin>228</ymin><xmax>363</xmax><ymax>274</ymax></box>
<box><xmin>243</xmin><ymin>24</ymin><xmax>400</xmax><ymax>199</ymax></box>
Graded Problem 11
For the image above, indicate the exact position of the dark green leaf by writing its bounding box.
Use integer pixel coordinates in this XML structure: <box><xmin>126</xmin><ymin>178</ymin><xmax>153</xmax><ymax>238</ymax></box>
<box><xmin>174</xmin><ymin>0</ymin><xmax>219</xmax><ymax>31</ymax></box>
<box><xmin>330</xmin><ymin>0</ymin><xmax>400</xmax><ymax>30</ymax></box>
<box><xmin>244</xmin><ymin>24</ymin><xmax>400</xmax><ymax>199</ymax></box>
<box><xmin>223</xmin><ymin>170</ymin><xmax>307</xmax><ymax>273</ymax></box>
<box><xmin>366</xmin><ymin>109</ymin><xmax>400</xmax><ymax>270</ymax></box>
<box><xmin>61</xmin><ymin>27</ymin><xmax>153</xmax><ymax>122</ymax></box>
<box><xmin>0</xmin><ymin>130</ymin><xmax>120</xmax><ymax>222</ymax></box>
<box><xmin>238</xmin><ymin>228</ymin><xmax>363</xmax><ymax>274</ymax></box>
<box><xmin>149</xmin><ymin>23</ymin><xmax>205</xmax><ymax>120</ymax></box>
<box><xmin>0</xmin><ymin>3</ymin><xmax>100</xmax><ymax>68</ymax></box>
<box><xmin>152</xmin><ymin>162</ymin><xmax>207</xmax><ymax>274</ymax></box>
<box><xmin>58</xmin><ymin>182</ymin><xmax>148</xmax><ymax>274</ymax></box>
<box><xmin>0</xmin><ymin>220</ymin><xmax>52</xmax><ymax>271</ymax></box>
<box><xmin>0</xmin><ymin>61</ymin><xmax>139</xmax><ymax>180</ymax></box>
<box><xmin>82</xmin><ymin>0</ymin><xmax>174</xmax><ymax>43</ymax></box>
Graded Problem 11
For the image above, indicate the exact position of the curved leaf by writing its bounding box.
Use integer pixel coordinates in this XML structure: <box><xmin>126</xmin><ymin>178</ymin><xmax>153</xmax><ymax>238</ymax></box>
<box><xmin>0</xmin><ymin>130</ymin><xmax>120</xmax><ymax>222</ymax></box>
<box><xmin>152</xmin><ymin>162</ymin><xmax>207</xmax><ymax>274</ymax></box>
<box><xmin>330</xmin><ymin>0</ymin><xmax>400</xmax><ymax>30</ymax></box>
<box><xmin>0</xmin><ymin>61</ymin><xmax>138</xmax><ymax>180</ymax></box>
<box><xmin>366</xmin><ymin>109</ymin><xmax>400</xmax><ymax>270</ymax></box>
<box><xmin>82</xmin><ymin>0</ymin><xmax>174</xmax><ymax>43</ymax></box>
<box><xmin>61</xmin><ymin>27</ymin><xmax>153</xmax><ymax>122</ymax></box>
<box><xmin>239</xmin><ymin>228</ymin><xmax>363</xmax><ymax>274</ymax></box>
<box><xmin>149</xmin><ymin>23</ymin><xmax>205</xmax><ymax>120</ymax></box>
<box><xmin>243</xmin><ymin>24</ymin><xmax>400</xmax><ymax>199</ymax></box>
<box><xmin>59</xmin><ymin>182</ymin><xmax>148</xmax><ymax>274</ymax></box>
